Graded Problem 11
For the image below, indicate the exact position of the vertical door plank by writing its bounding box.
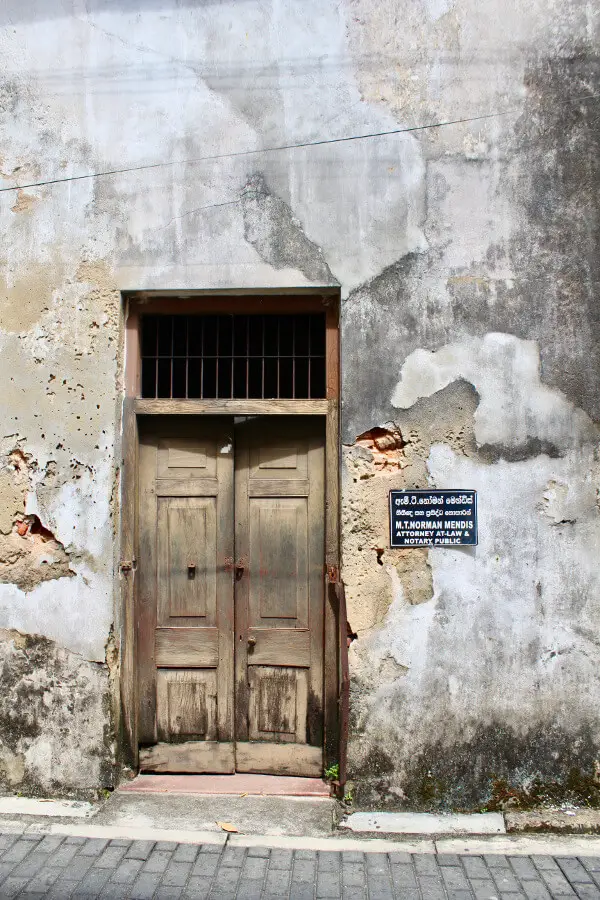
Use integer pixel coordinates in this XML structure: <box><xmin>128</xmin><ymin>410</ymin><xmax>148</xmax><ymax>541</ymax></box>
<box><xmin>137</xmin><ymin>431</ymin><xmax>158</xmax><ymax>743</ymax></box>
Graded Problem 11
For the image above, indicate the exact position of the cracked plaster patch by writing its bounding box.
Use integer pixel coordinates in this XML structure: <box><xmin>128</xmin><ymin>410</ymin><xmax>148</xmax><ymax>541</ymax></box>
<box><xmin>391</xmin><ymin>333</ymin><xmax>598</xmax><ymax>453</ymax></box>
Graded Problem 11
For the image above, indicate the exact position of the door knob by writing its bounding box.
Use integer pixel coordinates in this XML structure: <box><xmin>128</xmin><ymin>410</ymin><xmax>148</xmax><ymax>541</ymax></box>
<box><xmin>248</xmin><ymin>636</ymin><xmax>256</xmax><ymax>649</ymax></box>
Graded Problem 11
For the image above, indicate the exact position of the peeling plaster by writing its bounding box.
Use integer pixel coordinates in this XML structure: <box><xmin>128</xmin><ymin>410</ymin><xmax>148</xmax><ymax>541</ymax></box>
<box><xmin>391</xmin><ymin>333</ymin><xmax>598</xmax><ymax>454</ymax></box>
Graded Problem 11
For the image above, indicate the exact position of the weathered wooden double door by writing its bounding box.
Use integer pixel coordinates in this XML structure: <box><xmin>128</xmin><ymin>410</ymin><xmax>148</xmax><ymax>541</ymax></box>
<box><xmin>137</xmin><ymin>417</ymin><xmax>324</xmax><ymax>776</ymax></box>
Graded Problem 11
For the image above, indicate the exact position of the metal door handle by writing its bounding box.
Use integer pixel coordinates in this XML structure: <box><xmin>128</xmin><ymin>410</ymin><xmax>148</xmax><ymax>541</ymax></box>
<box><xmin>248</xmin><ymin>636</ymin><xmax>256</xmax><ymax>648</ymax></box>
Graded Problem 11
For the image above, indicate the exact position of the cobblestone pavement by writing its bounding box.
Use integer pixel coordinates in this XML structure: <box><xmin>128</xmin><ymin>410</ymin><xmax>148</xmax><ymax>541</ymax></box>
<box><xmin>2</xmin><ymin>831</ymin><xmax>600</xmax><ymax>899</ymax></box>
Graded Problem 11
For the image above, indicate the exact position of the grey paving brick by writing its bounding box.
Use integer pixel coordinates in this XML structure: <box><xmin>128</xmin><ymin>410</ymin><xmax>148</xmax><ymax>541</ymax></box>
<box><xmin>174</xmin><ymin>845</ymin><xmax>199</xmax><ymax>864</ymax></box>
<box><xmin>416</xmin><ymin>875</ymin><xmax>447</xmax><ymax>900</ymax></box>
<box><xmin>317</xmin><ymin>852</ymin><xmax>339</xmax><ymax>873</ymax></box>
<box><xmin>0</xmin><ymin>876</ymin><xmax>31</xmax><ymax>898</ymax></box>
<box><xmin>183</xmin><ymin>876</ymin><xmax>212</xmax><ymax>900</ymax></box>
<box><xmin>241</xmin><ymin>856</ymin><xmax>267</xmax><ymax>879</ymax></box>
<box><xmin>209</xmin><ymin>864</ymin><xmax>240</xmax><ymax>892</ymax></box>
<box><xmin>98</xmin><ymin>882</ymin><xmax>131</xmax><ymax>899</ymax></box>
<box><xmin>0</xmin><ymin>836</ymin><xmax>17</xmax><ymax>853</ymax></box>
<box><xmin>522</xmin><ymin>881</ymin><xmax>552</xmax><ymax>900</ymax></box>
<box><xmin>156</xmin><ymin>842</ymin><xmax>179</xmax><ymax>853</ymax></box>
<box><xmin>270</xmin><ymin>850</ymin><xmax>294</xmax><ymax>871</ymax></box>
<box><xmin>1</xmin><ymin>840</ymin><xmax>35</xmax><ymax>864</ymax></box>
<box><xmin>59</xmin><ymin>854</ymin><xmax>96</xmax><ymax>880</ymax></box>
<box><xmin>45</xmin><ymin>880</ymin><xmax>80</xmax><ymax>900</ymax></box>
<box><xmin>235</xmin><ymin>878</ymin><xmax>264</xmax><ymax>899</ymax></box>
<box><xmin>341</xmin><ymin>862</ymin><xmax>364</xmax><ymax>887</ymax></box>
<box><xmin>76</xmin><ymin>865</ymin><xmax>113</xmax><ymax>894</ymax></box>
<box><xmin>485</xmin><ymin>855</ymin><xmax>511</xmax><ymax>868</ymax></box>
<box><xmin>192</xmin><ymin>854</ymin><xmax>220</xmax><ymax>877</ymax></box>
<box><xmin>538</xmin><ymin>868</ymin><xmax>577</xmax><ymax>896</ymax></box>
<box><xmin>556</xmin><ymin>859</ymin><xmax>594</xmax><ymax>884</ymax></box>
<box><xmin>11</xmin><ymin>852</ymin><xmax>48</xmax><ymax>879</ymax></box>
<box><xmin>510</xmin><ymin>858</ymin><xmax>541</xmax><ymax>880</ymax></box>
<box><xmin>126</xmin><ymin>841</ymin><xmax>156</xmax><ymax>861</ymax></box>
<box><xmin>470</xmin><ymin>877</ymin><xmax>501</xmax><ymax>899</ymax></box>
<box><xmin>162</xmin><ymin>861</ymin><xmax>193</xmax><ymax>886</ymax></box>
<box><xmin>154</xmin><ymin>887</ymin><xmax>184</xmax><ymax>900</ymax></box>
<box><xmin>415</xmin><ymin>855</ymin><xmax>441</xmax><ymax>876</ymax></box>
<box><xmin>365</xmin><ymin>854</ymin><xmax>388</xmax><ymax>874</ymax></box>
<box><xmin>0</xmin><ymin>862</ymin><xmax>15</xmax><ymax>884</ymax></box>
<box><xmin>341</xmin><ymin>851</ymin><xmax>364</xmax><ymax>864</ymax></box>
<box><xmin>199</xmin><ymin>846</ymin><xmax>222</xmax><ymax>855</ymax></box>
<box><xmin>109</xmin><ymin>857</ymin><xmax>144</xmax><ymax>884</ymax></box>
<box><xmin>20</xmin><ymin>836</ymin><xmax>42</xmax><ymax>843</ymax></box>
<box><xmin>109</xmin><ymin>840</ymin><xmax>132</xmax><ymax>849</ymax></box>
<box><xmin>20</xmin><ymin>866</ymin><xmax>63</xmax><ymax>893</ymax></box>
<box><xmin>442</xmin><ymin>865</ymin><xmax>472</xmax><ymax>891</ymax></box>
<box><xmin>145</xmin><ymin>850</ymin><xmax>175</xmax><ymax>874</ymax></box>
<box><xmin>493</xmin><ymin>870</ymin><xmax>524</xmax><ymax>893</ymax></box>
<box><xmin>220</xmin><ymin>848</ymin><xmax>246</xmax><ymax>868</ymax></box>
<box><xmin>446</xmin><ymin>893</ymin><xmax>475</xmax><ymax>900</ymax></box>
<box><xmin>293</xmin><ymin>851</ymin><xmax>316</xmax><ymax>862</ymax></box>
<box><xmin>36</xmin><ymin>836</ymin><xmax>65</xmax><ymax>854</ymax></box>
<box><xmin>366</xmin><ymin>873</ymin><xmax>394</xmax><ymax>899</ymax></box>
<box><xmin>247</xmin><ymin>847</ymin><xmax>270</xmax><ymax>859</ymax></box>
<box><xmin>391</xmin><ymin>862</ymin><xmax>418</xmax><ymax>890</ymax></box>
<box><xmin>343</xmin><ymin>889</ymin><xmax>365</xmax><ymax>900</ymax></box>
<box><xmin>583</xmin><ymin>860</ymin><xmax>600</xmax><ymax>873</ymax></box>
<box><xmin>130</xmin><ymin>871</ymin><xmax>163</xmax><ymax>899</ymax></box>
<box><xmin>573</xmin><ymin>887</ymin><xmax>600</xmax><ymax>900</ymax></box>
<box><xmin>462</xmin><ymin>856</ymin><xmax>489</xmax><ymax>879</ymax></box>
<box><xmin>94</xmin><ymin>845</ymin><xmax>129</xmax><ymax>869</ymax></box>
<box><xmin>263</xmin><ymin>868</ymin><xmax>291</xmax><ymax>896</ymax></box>
<box><xmin>65</xmin><ymin>837</ymin><xmax>88</xmax><ymax>845</ymax></box>
<box><xmin>438</xmin><ymin>854</ymin><xmax>462</xmax><ymax>866</ymax></box>
<box><xmin>289</xmin><ymin>885</ymin><xmax>314</xmax><ymax>900</ymax></box>
<box><xmin>79</xmin><ymin>839</ymin><xmax>110</xmax><ymax>857</ymax></box>
<box><xmin>316</xmin><ymin>871</ymin><xmax>339</xmax><ymax>898</ymax></box>
<box><xmin>292</xmin><ymin>860</ymin><xmax>316</xmax><ymax>883</ymax></box>
<box><xmin>533</xmin><ymin>857</ymin><xmax>563</xmax><ymax>872</ymax></box>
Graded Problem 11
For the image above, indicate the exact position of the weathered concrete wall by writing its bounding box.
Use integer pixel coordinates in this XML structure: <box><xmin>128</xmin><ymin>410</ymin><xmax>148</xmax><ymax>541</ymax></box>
<box><xmin>0</xmin><ymin>0</ymin><xmax>599</xmax><ymax>805</ymax></box>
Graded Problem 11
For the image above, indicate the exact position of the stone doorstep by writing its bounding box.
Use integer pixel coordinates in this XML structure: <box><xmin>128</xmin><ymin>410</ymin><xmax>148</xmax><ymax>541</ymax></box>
<box><xmin>118</xmin><ymin>773</ymin><xmax>331</xmax><ymax>798</ymax></box>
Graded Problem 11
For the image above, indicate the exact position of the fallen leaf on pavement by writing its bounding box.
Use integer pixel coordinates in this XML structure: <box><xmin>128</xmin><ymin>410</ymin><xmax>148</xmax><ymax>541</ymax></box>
<box><xmin>217</xmin><ymin>821</ymin><xmax>239</xmax><ymax>833</ymax></box>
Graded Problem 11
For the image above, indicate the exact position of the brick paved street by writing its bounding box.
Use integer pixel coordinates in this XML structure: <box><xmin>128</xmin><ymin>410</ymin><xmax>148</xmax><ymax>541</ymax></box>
<box><xmin>2</xmin><ymin>831</ymin><xmax>600</xmax><ymax>899</ymax></box>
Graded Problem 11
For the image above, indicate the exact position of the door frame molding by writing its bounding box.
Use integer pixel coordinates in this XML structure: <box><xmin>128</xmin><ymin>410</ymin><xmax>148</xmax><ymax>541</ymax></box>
<box><xmin>119</xmin><ymin>290</ymin><xmax>341</xmax><ymax>773</ymax></box>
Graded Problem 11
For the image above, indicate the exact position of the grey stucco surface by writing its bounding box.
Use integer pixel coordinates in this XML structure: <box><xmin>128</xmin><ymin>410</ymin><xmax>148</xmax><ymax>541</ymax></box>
<box><xmin>0</xmin><ymin>0</ymin><xmax>599</xmax><ymax>806</ymax></box>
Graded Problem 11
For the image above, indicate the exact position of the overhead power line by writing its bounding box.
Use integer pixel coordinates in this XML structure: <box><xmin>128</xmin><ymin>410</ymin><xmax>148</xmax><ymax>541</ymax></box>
<box><xmin>1</xmin><ymin>92</ymin><xmax>599</xmax><ymax>195</ymax></box>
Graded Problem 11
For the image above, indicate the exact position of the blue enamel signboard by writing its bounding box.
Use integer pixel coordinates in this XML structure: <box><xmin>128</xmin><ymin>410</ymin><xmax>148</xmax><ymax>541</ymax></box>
<box><xmin>389</xmin><ymin>490</ymin><xmax>477</xmax><ymax>547</ymax></box>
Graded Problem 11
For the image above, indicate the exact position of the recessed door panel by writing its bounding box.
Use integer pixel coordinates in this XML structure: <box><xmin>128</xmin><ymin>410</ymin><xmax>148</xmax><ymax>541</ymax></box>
<box><xmin>249</xmin><ymin>498</ymin><xmax>308</xmax><ymax>623</ymax></box>
<box><xmin>158</xmin><ymin>497</ymin><xmax>216</xmax><ymax>621</ymax></box>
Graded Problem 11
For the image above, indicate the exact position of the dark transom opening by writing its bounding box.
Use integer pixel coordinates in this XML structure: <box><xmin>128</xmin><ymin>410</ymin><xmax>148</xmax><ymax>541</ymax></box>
<box><xmin>140</xmin><ymin>313</ymin><xmax>326</xmax><ymax>399</ymax></box>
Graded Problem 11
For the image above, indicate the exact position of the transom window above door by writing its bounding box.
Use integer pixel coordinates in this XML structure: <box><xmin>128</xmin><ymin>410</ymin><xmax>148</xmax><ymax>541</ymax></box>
<box><xmin>141</xmin><ymin>313</ymin><xmax>326</xmax><ymax>400</ymax></box>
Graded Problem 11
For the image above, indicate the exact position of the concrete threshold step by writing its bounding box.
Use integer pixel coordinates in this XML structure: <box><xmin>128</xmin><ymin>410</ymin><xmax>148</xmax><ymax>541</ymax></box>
<box><xmin>118</xmin><ymin>773</ymin><xmax>330</xmax><ymax>798</ymax></box>
<box><xmin>339</xmin><ymin>811</ymin><xmax>506</xmax><ymax>835</ymax></box>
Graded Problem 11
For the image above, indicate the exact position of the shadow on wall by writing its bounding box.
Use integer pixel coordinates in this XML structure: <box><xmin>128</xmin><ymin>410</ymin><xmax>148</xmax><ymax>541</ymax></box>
<box><xmin>0</xmin><ymin>0</ymin><xmax>251</xmax><ymax>26</ymax></box>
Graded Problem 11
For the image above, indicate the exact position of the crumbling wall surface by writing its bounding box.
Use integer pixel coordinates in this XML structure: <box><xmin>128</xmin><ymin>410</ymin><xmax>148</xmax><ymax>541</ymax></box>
<box><xmin>0</xmin><ymin>629</ymin><xmax>114</xmax><ymax>797</ymax></box>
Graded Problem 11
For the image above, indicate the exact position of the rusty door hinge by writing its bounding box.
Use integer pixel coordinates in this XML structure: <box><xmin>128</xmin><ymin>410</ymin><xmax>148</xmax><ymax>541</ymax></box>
<box><xmin>120</xmin><ymin>558</ymin><xmax>136</xmax><ymax>574</ymax></box>
<box><xmin>326</xmin><ymin>565</ymin><xmax>339</xmax><ymax>583</ymax></box>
